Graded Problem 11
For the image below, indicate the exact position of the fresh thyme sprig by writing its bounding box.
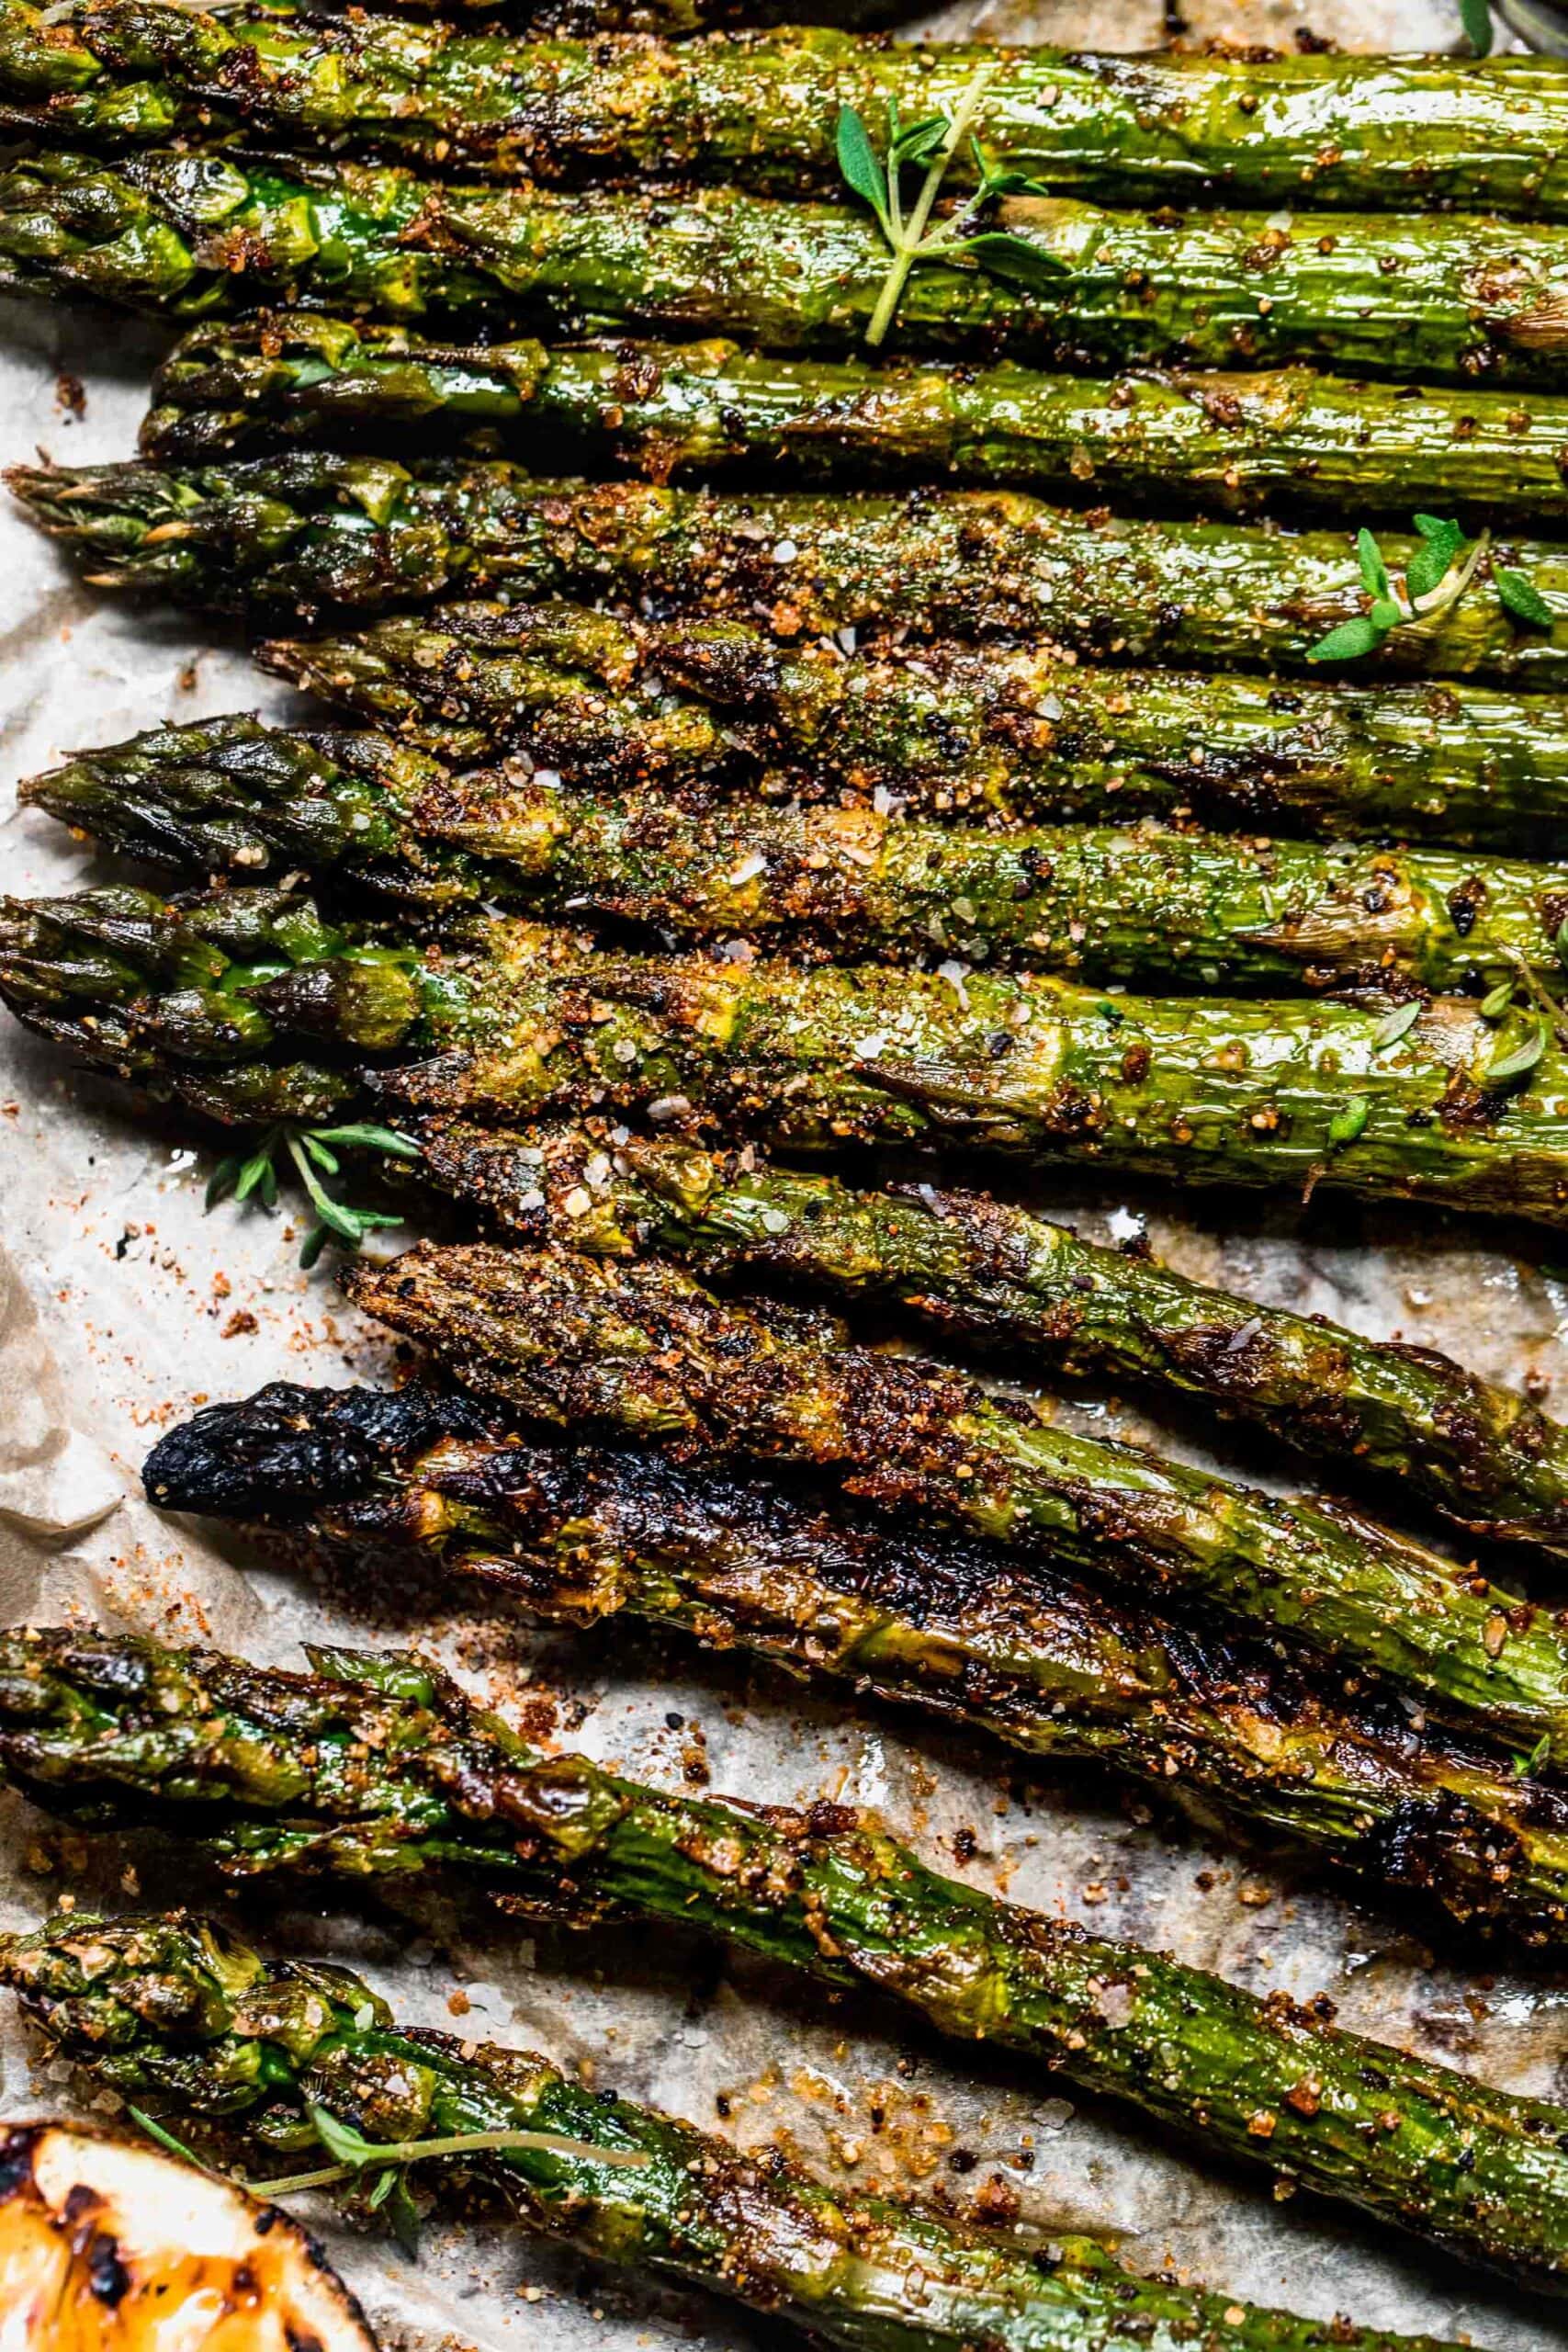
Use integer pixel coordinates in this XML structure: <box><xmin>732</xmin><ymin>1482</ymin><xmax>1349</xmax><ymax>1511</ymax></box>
<box><xmin>1308</xmin><ymin>514</ymin><xmax>1554</xmax><ymax>663</ymax></box>
<box><xmin>836</xmin><ymin>66</ymin><xmax>1066</xmax><ymax>347</ymax></box>
<box><xmin>129</xmin><ymin>2099</ymin><xmax>649</xmax><ymax>2264</ymax></box>
<box><xmin>205</xmin><ymin>1119</ymin><xmax>419</xmax><ymax>1267</ymax></box>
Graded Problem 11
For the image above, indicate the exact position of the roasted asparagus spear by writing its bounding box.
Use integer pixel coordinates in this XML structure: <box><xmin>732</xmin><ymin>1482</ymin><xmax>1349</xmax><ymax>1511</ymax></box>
<box><xmin>261</xmin><ymin>603</ymin><xmax>1568</xmax><ymax>851</ymax></box>
<box><xmin>125</xmin><ymin>318</ymin><xmax>1568</xmax><ymax>523</ymax></box>
<box><xmin>0</xmin><ymin>1908</ymin><xmax>1521</xmax><ymax>2349</ymax></box>
<box><xmin>6</xmin><ymin>885</ymin><xmax>1568</xmax><ymax>1224</ymax></box>
<box><xmin>341</xmin><ymin>1240</ymin><xmax>1568</xmax><ymax>1760</ymax></box>
<box><xmin>141</xmin><ymin>1375</ymin><xmax>1568</xmax><ymax>1938</ymax></box>
<box><xmin>416</xmin><ymin>1125</ymin><xmax>1568</xmax><ymax>1557</ymax></box>
<box><xmin>28</xmin><ymin>712</ymin><xmax>1568</xmax><ymax>990</ymax></box>
<box><xmin>2</xmin><ymin>10</ymin><xmax>1567</xmax><ymax>218</ymax></box>
<box><xmin>12</xmin><ymin>456</ymin><xmax>1567</xmax><ymax>682</ymax></box>
<box><xmin>17</xmin><ymin>1909</ymin><xmax>1430</xmax><ymax>2352</ymax></box>
<box><xmin>6</xmin><ymin>1627</ymin><xmax>1568</xmax><ymax>2295</ymax></box>
<box><xmin>4</xmin><ymin>139</ymin><xmax>1567</xmax><ymax>387</ymax></box>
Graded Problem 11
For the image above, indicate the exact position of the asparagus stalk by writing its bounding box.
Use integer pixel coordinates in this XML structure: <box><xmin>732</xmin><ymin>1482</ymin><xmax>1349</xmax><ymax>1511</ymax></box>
<box><xmin>3</xmin><ymin>10</ymin><xmax>1568</xmax><ymax>219</ymax></box>
<box><xmin>4</xmin><ymin>139</ymin><xmax>1567</xmax><ymax>390</ymax></box>
<box><xmin>25</xmin><ymin>708</ymin><xmax>763</xmax><ymax>890</ymax></box>
<box><xmin>0</xmin><ymin>0</ymin><xmax>901</xmax><ymax>85</ymax></box>
<box><xmin>13</xmin><ymin>455</ymin><xmax>1568</xmax><ymax>683</ymax></box>
<box><xmin>140</xmin><ymin>1375</ymin><xmax>1568</xmax><ymax>1938</ymax></box>
<box><xmin>0</xmin><ymin>1917</ymin><xmax>1522</xmax><ymax>2352</ymax></box>
<box><xmin>6</xmin><ymin>1628</ymin><xmax>1568</xmax><ymax>2301</ymax></box>
<box><xmin>342</xmin><ymin>1239</ymin><xmax>1568</xmax><ymax>1761</ymax></box>
<box><xmin>30</xmin><ymin>710</ymin><xmax>1568</xmax><ymax>990</ymax></box>
<box><xmin>419</xmin><ymin>1124</ymin><xmax>1568</xmax><ymax>1558</ymax></box>
<box><xmin>263</xmin><ymin>602</ymin><xmax>1568</xmax><ymax>851</ymax></box>
<box><xmin>130</xmin><ymin>317</ymin><xmax>1568</xmax><ymax>523</ymax></box>
<box><xmin>9</xmin><ymin>884</ymin><xmax>1568</xmax><ymax>1225</ymax></box>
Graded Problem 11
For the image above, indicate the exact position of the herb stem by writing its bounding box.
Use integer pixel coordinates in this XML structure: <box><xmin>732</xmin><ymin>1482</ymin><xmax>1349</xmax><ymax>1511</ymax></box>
<box><xmin>865</xmin><ymin>62</ymin><xmax>998</xmax><ymax>347</ymax></box>
<box><xmin>1411</xmin><ymin>526</ymin><xmax>1493</xmax><ymax>621</ymax></box>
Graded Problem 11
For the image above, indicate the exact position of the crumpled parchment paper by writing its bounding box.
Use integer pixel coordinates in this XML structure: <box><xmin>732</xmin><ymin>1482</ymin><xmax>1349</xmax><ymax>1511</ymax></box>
<box><xmin>6</xmin><ymin>6</ymin><xmax>1568</xmax><ymax>2347</ymax></box>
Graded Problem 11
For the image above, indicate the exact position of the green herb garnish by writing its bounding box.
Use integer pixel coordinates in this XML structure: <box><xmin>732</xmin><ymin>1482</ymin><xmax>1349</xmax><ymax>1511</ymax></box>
<box><xmin>1309</xmin><ymin>514</ymin><xmax>1553</xmax><ymax>663</ymax></box>
<box><xmin>837</xmin><ymin>66</ymin><xmax>1064</xmax><ymax>347</ymax></box>
<box><xmin>1460</xmin><ymin>0</ymin><xmax>1495</xmax><ymax>54</ymax></box>
<box><xmin>205</xmin><ymin>1119</ymin><xmax>419</xmax><ymax>1266</ymax></box>
<box><xmin>1371</xmin><ymin>1001</ymin><xmax>1422</xmax><ymax>1051</ymax></box>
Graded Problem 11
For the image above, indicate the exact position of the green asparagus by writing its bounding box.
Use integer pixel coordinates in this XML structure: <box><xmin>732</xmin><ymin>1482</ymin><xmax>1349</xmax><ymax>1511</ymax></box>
<box><xmin>262</xmin><ymin>601</ymin><xmax>1568</xmax><ymax>849</ymax></box>
<box><xmin>417</xmin><ymin>1123</ymin><xmax>1568</xmax><ymax>1557</ymax></box>
<box><xmin>139</xmin><ymin>1376</ymin><xmax>1568</xmax><ymax>1937</ymax></box>
<box><xmin>6</xmin><ymin>1629</ymin><xmax>1568</xmax><ymax>2299</ymax></box>
<box><xmin>8</xmin><ymin>884</ymin><xmax>1568</xmax><ymax>1224</ymax></box>
<box><xmin>128</xmin><ymin>317</ymin><xmax>1568</xmax><ymax>523</ymax></box>
<box><xmin>26</xmin><ymin>709</ymin><xmax>763</xmax><ymax>894</ymax></box>
<box><xmin>342</xmin><ymin>1238</ymin><xmax>1568</xmax><ymax>1759</ymax></box>
<box><xmin>6</xmin><ymin>137</ymin><xmax>1568</xmax><ymax>387</ymax></box>
<box><xmin>4</xmin><ymin>11</ymin><xmax>1568</xmax><ymax>218</ymax></box>
<box><xmin>9</xmin><ymin>1910</ymin><xmax>1444</xmax><ymax>2352</ymax></box>
<box><xmin>29</xmin><ymin>709</ymin><xmax>1568</xmax><ymax>989</ymax></box>
<box><xmin>15</xmin><ymin>456</ymin><xmax>1568</xmax><ymax>681</ymax></box>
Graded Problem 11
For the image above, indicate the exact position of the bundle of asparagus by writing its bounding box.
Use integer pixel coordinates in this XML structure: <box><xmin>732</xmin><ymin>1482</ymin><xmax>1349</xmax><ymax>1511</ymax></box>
<box><xmin>7</xmin><ymin>1629</ymin><xmax>1568</xmax><ymax>2292</ymax></box>
<box><xmin>14</xmin><ymin>19</ymin><xmax>1568</xmax><ymax>2348</ymax></box>
<box><xmin>138</xmin><ymin>1375</ymin><xmax>1568</xmax><ymax>1936</ymax></box>
<box><xmin>0</xmin><ymin>1904</ymin><xmax>1532</xmax><ymax>2347</ymax></box>
<box><xmin>1</xmin><ymin>9</ymin><xmax>1565</xmax><ymax>217</ymax></box>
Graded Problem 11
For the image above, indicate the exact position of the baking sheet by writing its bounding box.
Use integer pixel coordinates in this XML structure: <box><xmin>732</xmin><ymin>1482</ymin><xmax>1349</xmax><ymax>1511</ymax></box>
<box><xmin>5</xmin><ymin>5</ymin><xmax>1568</xmax><ymax>2346</ymax></box>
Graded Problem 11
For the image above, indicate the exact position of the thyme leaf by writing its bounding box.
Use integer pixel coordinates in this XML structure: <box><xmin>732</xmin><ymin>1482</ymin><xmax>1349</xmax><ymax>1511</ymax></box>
<box><xmin>1460</xmin><ymin>0</ymin><xmax>1495</xmax><ymax>52</ymax></box>
<box><xmin>1308</xmin><ymin>515</ymin><xmax>1553</xmax><ymax>663</ymax></box>
<box><xmin>1371</xmin><ymin>1001</ymin><xmax>1422</xmax><ymax>1052</ymax></box>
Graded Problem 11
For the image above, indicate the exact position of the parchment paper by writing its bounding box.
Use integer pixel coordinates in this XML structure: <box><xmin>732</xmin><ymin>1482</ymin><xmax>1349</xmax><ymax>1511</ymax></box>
<box><xmin>6</xmin><ymin>6</ymin><xmax>1568</xmax><ymax>2346</ymax></box>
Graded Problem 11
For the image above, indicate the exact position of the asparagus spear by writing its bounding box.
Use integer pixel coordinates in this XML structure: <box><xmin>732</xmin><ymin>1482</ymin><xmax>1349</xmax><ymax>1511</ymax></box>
<box><xmin>263</xmin><ymin>602</ymin><xmax>1568</xmax><ymax>851</ymax></box>
<box><xmin>4</xmin><ymin>140</ymin><xmax>1567</xmax><ymax>390</ymax></box>
<box><xmin>3</xmin><ymin>9</ymin><xmax>1568</xmax><ymax>219</ymax></box>
<box><xmin>0</xmin><ymin>1914</ymin><xmax>1525</xmax><ymax>2352</ymax></box>
<box><xmin>342</xmin><ymin>1238</ymin><xmax>1568</xmax><ymax>1760</ymax></box>
<box><xmin>8</xmin><ymin>883</ymin><xmax>1568</xmax><ymax>1224</ymax></box>
<box><xmin>130</xmin><ymin>316</ymin><xmax>1568</xmax><ymax>523</ymax></box>
<box><xmin>30</xmin><ymin>710</ymin><xmax>1568</xmax><ymax>989</ymax></box>
<box><xmin>24</xmin><ymin>709</ymin><xmax>763</xmax><ymax>889</ymax></box>
<box><xmin>13</xmin><ymin>455</ymin><xmax>1568</xmax><ymax>682</ymax></box>
<box><xmin>6</xmin><ymin>1628</ymin><xmax>1568</xmax><ymax>2300</ymax></box>
<box><xmin>418</xmin><ymin>1124</ymin><xmax>1568</xmax><ymax>1558</ymax></box>
<box><xmin>140</xmin><ymin>1375</ymin><xmax>1568</xmax><ymax>1937</ymax></box>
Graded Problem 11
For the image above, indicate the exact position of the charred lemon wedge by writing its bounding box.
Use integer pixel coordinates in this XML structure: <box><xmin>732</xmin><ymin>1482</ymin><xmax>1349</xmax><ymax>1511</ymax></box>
<box><xmin>0</xmin><ymin>2120</ymin><xmax>378</xmax><ymax>2352</ymax></box>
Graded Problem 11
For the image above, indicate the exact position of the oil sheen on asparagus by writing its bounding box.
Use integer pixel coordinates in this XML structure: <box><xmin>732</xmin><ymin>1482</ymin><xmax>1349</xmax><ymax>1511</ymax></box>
<box><xmin>141</xmin><ymin>1374</ymin><xmax>1568</xmax><ymax>1938</ymax></box>
<box><xmin>125</xmin><ymin>318</ymin><xmax>1568</xmax><ymax>523</ymax></box>
<box><xmin>6</xmin><ymin>1627</ymin><xmax>1568</xmax><ymax>2295</ymax></box>
<box><xmin>6</xmin><ymin>885</ymin><xmax>1568</xmax><ymax>1224</ymax></box>
<box><xmin>13</xmin><ymin>458</ymin><xmax>1568</xmax><ymax>683</ymax></box>
<box><xmin>4</xmin><ymin>9</ymin><xmax>1568</xmax><ymax>217</ymax></box>
<box><xmin>6</xmin><ymin>141</ymin><xmax>1568</xmax><ymax>389</ymax></box>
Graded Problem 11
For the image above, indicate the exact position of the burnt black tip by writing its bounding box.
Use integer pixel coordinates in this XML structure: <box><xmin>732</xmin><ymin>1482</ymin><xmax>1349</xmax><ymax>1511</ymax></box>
<box><xmin>142</xmin><ymin>1380</ymin><xmax>495</xmax><ymax>1521</ymax></box>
